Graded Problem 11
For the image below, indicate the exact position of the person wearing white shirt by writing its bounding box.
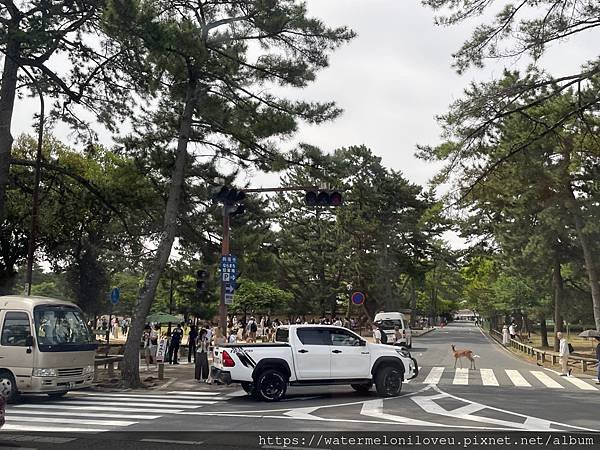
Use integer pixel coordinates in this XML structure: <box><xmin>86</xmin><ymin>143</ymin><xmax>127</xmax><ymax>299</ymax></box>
<box><xmin>372</xmin><ymin>324</ymin><xmax>381</xmax><ymax>344</ymax></box>
<box><xmin>508</xmin><ymin>323</ymin><xmax>516</xmax><ymax>340</ymax></box>
<box><xmin>557</xmin><ymin>332</ymin><xmax>571</xmax><ymax>376</ymax></box>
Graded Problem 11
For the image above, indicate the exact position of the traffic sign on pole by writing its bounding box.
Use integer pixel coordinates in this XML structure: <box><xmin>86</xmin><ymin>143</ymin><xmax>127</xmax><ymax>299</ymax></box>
<box><xmin>351</xmin><ymin>291</ymin><xmax>365</xmax><ymax>305</ymax></box>
<box><xmin>221</xmin><ymin>255</ymin><xmax>238</xmax><ymax>282</ymax></box>
<box><xmin>110</xmin><ymin>287</ymin><xmax>120</xmax><ymax>305</ymax></box>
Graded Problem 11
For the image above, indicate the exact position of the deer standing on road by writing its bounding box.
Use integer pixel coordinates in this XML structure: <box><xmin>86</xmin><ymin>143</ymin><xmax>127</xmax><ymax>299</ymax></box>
<box><xmin>451</xmin><ymin>344</ymin><xmax>479</xmax><ymax>369</ymax></box>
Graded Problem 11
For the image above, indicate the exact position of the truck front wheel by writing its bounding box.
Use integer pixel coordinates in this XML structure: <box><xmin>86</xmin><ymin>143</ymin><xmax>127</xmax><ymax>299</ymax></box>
<box><xmin>255</xmin><ymin>369</ymin><xmax>287</xmax><ymax>402</ymax></box>
<box><xmin>375</xmin><ymin>366</ymin><xmax>403</xmax><ymax>397</ymax></box>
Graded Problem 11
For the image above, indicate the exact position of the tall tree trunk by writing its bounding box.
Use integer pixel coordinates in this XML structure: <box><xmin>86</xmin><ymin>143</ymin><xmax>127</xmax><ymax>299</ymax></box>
<box><xmin>563</xmin><ymin>186</ymin><xmax>600</xmax><ymax>332</ymax></box>
<box><xmin>552</xmin><ymin>256</ymin><xmax>564</xmax><ymax>352</ymax></box>
<box><xmin>0</xmin><ymin>38</ymin><xmax>21</xmax><ymax>222</ymax></box>
<box><xmin>539</xmin><ymin>316</ymin><xmax>548</xmax><ymax>348</ymax></box>
<box><xmin>121</xmin><ymin>78</ymin><xmax>197</xmax><ymax>388</ymax></box>
<box><xmin>559</xmin><ymin>143</ymin><xmax>600</xmax><ymax>332</ymax></box>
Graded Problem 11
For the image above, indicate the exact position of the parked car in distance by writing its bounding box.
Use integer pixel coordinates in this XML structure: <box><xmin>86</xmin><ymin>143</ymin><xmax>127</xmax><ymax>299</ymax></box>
<box><xmin>212</xmin><ymin>324</ymin><xmax>418</xmax><ymax>401</ymax></box>
<box><xmin>374</xmin><ymin>312</ymin><xmax>412</xmax><ymax>348</ymax></box>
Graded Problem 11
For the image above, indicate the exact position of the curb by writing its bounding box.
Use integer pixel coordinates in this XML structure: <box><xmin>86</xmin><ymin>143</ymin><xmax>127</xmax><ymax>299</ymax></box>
<box><xmin>413</xmin><ymin>327</ymin><xmax>437</xmax><ymax>338</ymax></box>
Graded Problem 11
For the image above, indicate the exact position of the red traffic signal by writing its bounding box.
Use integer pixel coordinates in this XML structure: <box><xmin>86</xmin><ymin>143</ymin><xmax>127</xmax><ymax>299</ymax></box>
<box><xmin>304</xmin><ymin>190</ymin><xmax>343</xmax><ymax>207</ymax></box>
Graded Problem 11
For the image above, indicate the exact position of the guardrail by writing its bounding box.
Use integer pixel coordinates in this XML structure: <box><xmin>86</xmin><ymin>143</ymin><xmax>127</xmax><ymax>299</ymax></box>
<box><xmin>93</xmin><ymin>355</ymin><xmax>124</xmax><ymax>381</ymax></box>
<box><xmin>490</xmin><ymin>329</ymin><xmax>597</xmax><ymax>371</ymax></box>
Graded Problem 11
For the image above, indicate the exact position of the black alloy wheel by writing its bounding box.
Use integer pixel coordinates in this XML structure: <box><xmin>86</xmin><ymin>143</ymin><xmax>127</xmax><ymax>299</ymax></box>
<box><xmin>375</xmin><ymin>366</ymin><xmax>403</xmax><ymax>397</ymax></box>
<box><xmin>256</xmin><ymin>369</ymin><xmax>287</xmax><ymax>402</ymax></box>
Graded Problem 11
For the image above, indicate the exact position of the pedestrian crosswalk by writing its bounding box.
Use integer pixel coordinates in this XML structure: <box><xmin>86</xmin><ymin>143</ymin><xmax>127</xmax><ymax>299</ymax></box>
<box><xmin>416</xmin><ymin>367</ymin><xmax>598</xmax><ymax>391</ymax></box>
<box><xmin>4</xmin><ymin>389</ymin><xmax>231</xmax><ymax>432</ymax></box>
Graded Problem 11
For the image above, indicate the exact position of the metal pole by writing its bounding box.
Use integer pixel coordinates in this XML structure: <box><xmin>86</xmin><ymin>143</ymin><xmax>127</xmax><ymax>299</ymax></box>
<box><xmin>106</xmin><ymin>303</ymin><xmax>113</xmax><ymax>358</ymax></box>
<box><xmin>219</xmin><ymin>206</ymin><xmax>230</xmax><ymax>335</ymax></box>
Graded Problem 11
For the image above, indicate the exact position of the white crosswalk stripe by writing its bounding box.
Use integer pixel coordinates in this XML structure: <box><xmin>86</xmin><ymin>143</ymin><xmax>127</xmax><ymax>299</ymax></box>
<box><xmin>562</xmin><ymin>376</ymin><xmax>598</xmax><ymax>391</ymax></box>
<box><xmin>505</xmin><ymin>369</ymin><xmax>531</xmax><ymax>387</ymax></box>
<box><xmin>530</xmin><ymin>371</ymin><xmax>564</xmax><ymax>388</ymax></box>
<box><xmin>423</xmin><ymin>366</ymin><xmax>444</xmax><ymax>384</ymax></box>
<box><xmin>418</xmin><ymin>367</ymin><xmax>597</xmax><ymax>391</ymax></box>
<box><xmin>453</xmin><ymin>368</ymin><xmax>469</xmax><ymax>385</ymax></box>
<box><xmin>6</xmin><ymin>389</ymin><xmax>230</xmax><ymax>433</ymax></box>
<box><xmin>480</xmin><ymin>368</ymin><xmax>499</xmax><ymax>386</ymax></box>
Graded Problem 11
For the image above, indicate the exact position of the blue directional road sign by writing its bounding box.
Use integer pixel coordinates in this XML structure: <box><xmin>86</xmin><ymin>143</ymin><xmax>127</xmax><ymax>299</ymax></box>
<box><xmin>110</xmin><ymin>287</ymin><xmax>120</xmax><ymax>305</ymax></box>
<box><xmin>220</xmin><ymin>255</ymin><xmax>238</xmax><ymax>282</ymax></box>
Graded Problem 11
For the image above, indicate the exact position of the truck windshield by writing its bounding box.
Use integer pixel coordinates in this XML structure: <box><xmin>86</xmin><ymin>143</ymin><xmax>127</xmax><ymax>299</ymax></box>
<box><xmin>375</xmin><ymin>319</ymin><xmax>403</xmax><ymax>330</ymax></box>
<box><xmin>34</xmin><ymin>305</ymin><xmax>96</xmax><ymax>352</ymax></box>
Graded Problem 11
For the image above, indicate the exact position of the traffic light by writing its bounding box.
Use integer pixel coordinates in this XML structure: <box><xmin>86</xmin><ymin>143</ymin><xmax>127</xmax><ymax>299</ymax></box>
<box><xmin>195</xmin><ymin>269</ymin><xmax>208</xmax><ymax>294</ymax></box>
<box><xmin>305</xmin><ymin>190</ymin><xmax>343</xmax><ymax>207</ymax></box>
<box><xmin>212</xmin><ymin>185</ymin><xmax>246</xmax><ymax>216</ymax></box>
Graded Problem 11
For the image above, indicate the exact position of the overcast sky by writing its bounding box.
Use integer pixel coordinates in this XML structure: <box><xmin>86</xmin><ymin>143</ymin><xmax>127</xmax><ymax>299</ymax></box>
<box><xmin>11</xmin><ymin>1</ymin><xmax>596</xmax><ymax>191</ymax></box>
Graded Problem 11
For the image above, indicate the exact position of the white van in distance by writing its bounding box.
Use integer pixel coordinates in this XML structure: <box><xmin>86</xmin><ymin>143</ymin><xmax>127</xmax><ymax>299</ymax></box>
<box><xmin>374</xmin><ymin>312</ymin><xmax>412</xmax><ymax>348</ymax></box>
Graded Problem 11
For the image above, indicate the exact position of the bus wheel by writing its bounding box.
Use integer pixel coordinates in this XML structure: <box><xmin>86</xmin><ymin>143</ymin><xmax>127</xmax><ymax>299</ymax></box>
<box><xmin>0</xmin><ymin>371</ymin><xmax>19</xmax><ymax>403</ymax></box>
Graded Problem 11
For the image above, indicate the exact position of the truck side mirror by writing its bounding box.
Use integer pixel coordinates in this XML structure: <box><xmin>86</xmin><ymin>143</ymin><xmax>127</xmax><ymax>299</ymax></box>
<box><xmin>25</xmin><ymin>335</ymin><xmax>34</xmax><ymax>353</ymax></box>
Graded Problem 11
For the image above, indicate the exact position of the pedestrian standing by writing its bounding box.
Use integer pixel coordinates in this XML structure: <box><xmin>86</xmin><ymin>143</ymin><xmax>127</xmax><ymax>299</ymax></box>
<box><xmin>142</xmin><ymin>325</ymin><xmax>152</xmax><ymax>371</ymax></box>
<box><xmin>502</xmin><ymin>324</ymin><xmax>510</xmax><ymax>345</ymax></box>
<box><xmin>393</xmin><ymin>326</ymin><xmax>402</xmax><ymax>345</ymax></box>
<box><xmin>228</xmin><ymin>329</ymin><xmax>237</xmax><ymax>344</ymax></box>
<box><xmin>246</xmin><ymin>317</ymin><xmax>257</xmax><ymax>343</ymax></box>
<box><xmin>557</xmin><ymin>332</ymin><xmax>571</xmax><ymax>376</ymax></box>
<box><xmin>509</xmin><ymin>322</ymin><xmax>517</xmax><ymax>340</ymax></box>
<box><xmin>195</xmin><ymin>329</ymin><xmax>210</xmax><ymax>382</ymax></box>
<box><xmin>372</xmin><ymin>324</ymin><xmax>382</xmax><ymax>344</ymax></box>
<box><xmin>594</xmin><ymin>337</ymin><xmax>600</xmax><ymax>384</ymax></box>
<box><xmin>188</xmin><ymin>325</ymin><xmax>198</xmax><ymax>363</ymax></box>
<box><xmin>169</xmin><ymin>323</ymin><xmax>183</xmax><ymax>364</ymax></box>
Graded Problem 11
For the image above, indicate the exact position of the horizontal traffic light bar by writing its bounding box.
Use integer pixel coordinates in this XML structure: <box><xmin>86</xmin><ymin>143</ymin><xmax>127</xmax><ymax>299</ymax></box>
<box><xmin>305</xmin><ymin>190</ymin><xmax>343</xmax><ymax>207</ymax></box>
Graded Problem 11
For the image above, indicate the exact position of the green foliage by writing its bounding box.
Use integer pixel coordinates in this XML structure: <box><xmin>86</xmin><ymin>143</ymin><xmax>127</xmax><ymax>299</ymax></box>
<box><xmin>230</xmin><ymin>280</ymin><xmax>293</xmax><ymax>315</ymax></box>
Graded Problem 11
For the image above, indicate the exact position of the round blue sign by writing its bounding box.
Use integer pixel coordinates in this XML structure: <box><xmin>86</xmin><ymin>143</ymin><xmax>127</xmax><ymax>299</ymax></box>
<box><xmin>351</xmin><ymin>291</ymin><xmax>365</xmax><ymax>305</ymax></box>
<box><xmin>110</xmin><ymin>287</ymin><xmax>120</xmax><ymax>305</ymax></box>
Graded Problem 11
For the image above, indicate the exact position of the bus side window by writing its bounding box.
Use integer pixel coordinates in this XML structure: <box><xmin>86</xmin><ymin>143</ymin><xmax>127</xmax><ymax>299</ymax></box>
<box><xmin>1</xmin><ymin>312</ymin><xmax>31</xmax><ymax>346</ymax></box>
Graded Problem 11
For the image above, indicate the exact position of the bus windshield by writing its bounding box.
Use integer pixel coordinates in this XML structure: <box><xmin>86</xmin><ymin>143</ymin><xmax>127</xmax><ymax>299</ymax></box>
<box><xmin>34</xmin><ymin>305</ymin><xmax>96</xmax><ymax>352</ymax></box>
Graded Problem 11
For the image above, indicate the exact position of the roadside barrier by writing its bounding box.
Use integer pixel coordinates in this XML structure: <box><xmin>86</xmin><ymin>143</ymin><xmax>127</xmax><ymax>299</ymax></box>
<box><xmin>489</xmin><ymin>329</ymin><xmax>597</xmax><ymax>372</ymax></box>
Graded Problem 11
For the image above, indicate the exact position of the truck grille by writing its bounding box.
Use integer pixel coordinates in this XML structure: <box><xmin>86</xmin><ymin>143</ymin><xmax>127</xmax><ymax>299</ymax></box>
<box><xmin>57</xmin><ymin>368</ymin><xmax>83</xmax><ymax>377</ymax></box>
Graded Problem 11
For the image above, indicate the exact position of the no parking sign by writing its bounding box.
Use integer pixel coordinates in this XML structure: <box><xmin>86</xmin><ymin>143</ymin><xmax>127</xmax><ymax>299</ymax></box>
<box><xmin>351</xmin><ymin>291</ymin><xmax>365</xmax><ymax>305</ymax></box>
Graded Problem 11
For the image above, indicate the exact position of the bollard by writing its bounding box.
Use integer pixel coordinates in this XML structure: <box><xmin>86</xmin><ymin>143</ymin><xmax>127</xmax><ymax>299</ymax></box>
<box><xmin>158</xmin><ymin>363</ymin><xmax>165</xmax><ymax>380</ymax></box>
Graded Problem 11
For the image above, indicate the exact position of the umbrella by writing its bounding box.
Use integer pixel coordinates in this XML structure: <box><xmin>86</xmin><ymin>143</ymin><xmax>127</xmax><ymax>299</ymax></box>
<box><xmin>146</xmin><ymin>312</ymin><xmax>181</xmax><ymax>324</ymax></box>
<box><xmin>578</xmin><ymin>329</ymin><xmax>600</xmax><ymax>338</ymax></box>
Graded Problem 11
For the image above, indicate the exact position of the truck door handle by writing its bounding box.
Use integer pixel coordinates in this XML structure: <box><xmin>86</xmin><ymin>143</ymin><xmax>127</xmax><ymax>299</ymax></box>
<box><xmin>332</xmin><ymin>350</ymin><xmax>342</xmax><ymax>354</ymax></box>
<box><xmin>298</xmin><ymin>349</ymin><xmax>308</xmax><ymax>353</ymax></box>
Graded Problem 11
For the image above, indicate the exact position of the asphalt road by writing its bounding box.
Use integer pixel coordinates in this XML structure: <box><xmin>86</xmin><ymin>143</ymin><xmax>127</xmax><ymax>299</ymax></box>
<box><xmin>2</xmin><ymin>322</ymin><xmax>599</xmax><ymax>449</ymax></box>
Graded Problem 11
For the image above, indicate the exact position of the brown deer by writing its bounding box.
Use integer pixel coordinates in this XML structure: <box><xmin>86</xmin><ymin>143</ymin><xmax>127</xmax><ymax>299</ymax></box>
<box><xmin>451</xmin><ymin>344</ymin><xmax>479</xmax><ymax>369</ymax></box>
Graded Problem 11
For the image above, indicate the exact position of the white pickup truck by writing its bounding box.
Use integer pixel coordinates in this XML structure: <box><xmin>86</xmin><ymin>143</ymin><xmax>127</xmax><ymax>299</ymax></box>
<box><xmin>212</xmin><ymin>325</ymin><xmax>418</xmax><ymax>401</ymax></box>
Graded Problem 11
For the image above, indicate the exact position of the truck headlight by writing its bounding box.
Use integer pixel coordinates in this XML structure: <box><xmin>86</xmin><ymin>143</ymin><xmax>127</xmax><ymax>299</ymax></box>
<box><xmin>33</xmin><ymin>368</ymin><xmax>57</xmax><ymax>377</ymax></box>
<box><xmin>396</xmin><ymin>348</ymin><xmax>411</xmax><ymax>358</ymax></box>
<box><xmin>83</xmin><ymin>365</ymin><xmax>95</xmax><ymax>374</ymax></box>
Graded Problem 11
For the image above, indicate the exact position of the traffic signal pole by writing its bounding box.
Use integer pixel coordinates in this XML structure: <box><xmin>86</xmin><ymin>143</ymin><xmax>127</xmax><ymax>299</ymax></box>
<box><xmin>219</xmin><ymin>206</ymin><xmax>230</xmax><ymax>335</ymax></box>
<box><xmin>215</xmin><ymin>184</ymin><xmax>339</xmax><ymax>335</ymax></box>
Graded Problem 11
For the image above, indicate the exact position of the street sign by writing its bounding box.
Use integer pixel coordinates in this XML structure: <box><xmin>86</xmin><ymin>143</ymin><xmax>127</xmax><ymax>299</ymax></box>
<box><xmin>110</xmin><ymin>287</ymin><xmax>120</xmax><ymax>305</ymax></box>
<box><xmin>220</xmin><ymin>254</ymin><xmax>238</xmax><ymax>282</ymax></box>
<box><xmin>224</xmin><ymin>284</ymin><xmax>235</xmax><ymax>294</ymax></box>
<box><xmin>224</xmin><ymin>293</ymin><xmax>234</xmax><ymax>305</ymax></box>
<box><xmin>156</xmin><ymin>338</ymin><xmax>167</xmax><ymax>363</ymax></box>
<box><xmin>351</xmin><ymin>291</ymin><xmax>365</xmax><ymax>305</ymax></box>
